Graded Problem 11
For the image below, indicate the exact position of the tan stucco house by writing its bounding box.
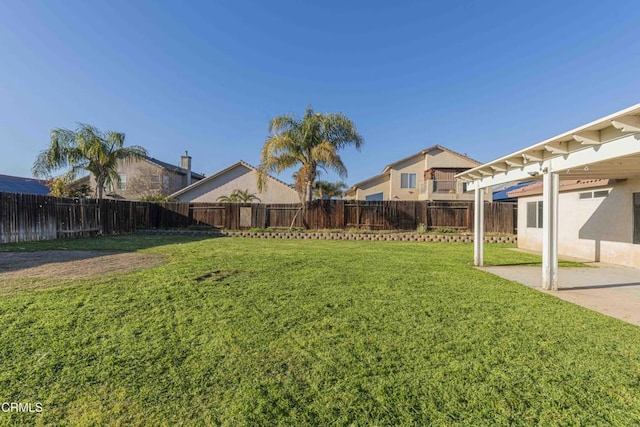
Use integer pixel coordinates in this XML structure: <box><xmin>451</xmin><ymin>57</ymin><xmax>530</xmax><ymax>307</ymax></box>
<box><xmin>90</xmin><ymin>152</ymin><xmax>204</xmax><ymax>200</ymax></box>
<box><xmin>345</xmin><ymin>145</ymin><xmax>488</xmax><ymax>201</ymax></box>
<box><xmin>170</xmin><ymin>161</ymin><xmax>300</xmax><ymax>203</ymax></box>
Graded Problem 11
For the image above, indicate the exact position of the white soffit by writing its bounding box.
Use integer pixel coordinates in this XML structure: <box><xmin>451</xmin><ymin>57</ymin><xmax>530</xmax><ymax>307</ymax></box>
<box><xmin>457</xmin><ymin>102</ymin><xmax>640</xmax><ymax>189</ymax></box>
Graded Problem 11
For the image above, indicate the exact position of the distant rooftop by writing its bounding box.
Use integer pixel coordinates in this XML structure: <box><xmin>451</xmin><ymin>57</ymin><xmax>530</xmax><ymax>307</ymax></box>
<box><xmin>492</xmin><ymin>181</ymin><xmax>531</xmax><ymax>201</ymax></box>
<box><xmin>145</xmin><ymin>157</ymin><xmax>205</xmax><ymax>180</ymax></box>
<box><xmin>506</xmin><ymin>179</ymin><xmax>613</xmax><ymax>198</ymax></box>
<box><xmin>0</xmin><ymin>174</ymin><xmax>50</xmax><ymax>195</ymax></box>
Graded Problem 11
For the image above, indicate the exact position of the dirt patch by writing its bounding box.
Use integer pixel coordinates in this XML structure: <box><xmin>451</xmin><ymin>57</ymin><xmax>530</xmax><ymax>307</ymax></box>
<box><xmin>0</xmin><ymin>250</ymin><xmax>165</xmax><ymax>281</ymax></box>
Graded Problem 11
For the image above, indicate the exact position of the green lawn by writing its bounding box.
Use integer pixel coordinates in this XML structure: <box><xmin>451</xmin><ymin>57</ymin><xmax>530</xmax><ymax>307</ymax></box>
<box><xmin>1</xmin><ymin>236</ymin><xmax>639</xmax><ymax>425</ymax></box>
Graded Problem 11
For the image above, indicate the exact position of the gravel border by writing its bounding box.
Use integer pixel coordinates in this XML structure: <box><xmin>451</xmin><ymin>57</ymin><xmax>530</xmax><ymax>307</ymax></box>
<box><xmin>136</xmin><ymin>229</ymin><xmax>516</xmax><ymax>243</ymax></box>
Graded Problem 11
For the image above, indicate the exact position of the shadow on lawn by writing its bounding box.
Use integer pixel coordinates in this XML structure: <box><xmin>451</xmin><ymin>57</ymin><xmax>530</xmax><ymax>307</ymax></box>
<box><xmin>486</xmin><ymin>260</ymin><xmax>589</xmax><ymax>268</ymax></box>
<box><xmin>486</xmin><ymin>261</ymin><xmax>542</xmax><ymax>267</ymax></box>
<box><xmin>0</xmin><ymin>234</ymin><xmax>217</xmax><ymax>275</ymax></box>
<box><xmin>0</xmin><ymin>234</ymin><xmax>217</xmax><ymax>253</ymax></box>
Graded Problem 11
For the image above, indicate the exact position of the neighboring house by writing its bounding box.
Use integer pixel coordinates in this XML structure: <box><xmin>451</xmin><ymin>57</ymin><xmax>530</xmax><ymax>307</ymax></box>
<box><xmin>89</xmin><ymin>152</ymin><xmax>204</xmax><ymax>200</ymax></box>
<box><xmin>0</xmin><ymin>174</ymin><xmax>50</xmax><ymax>195</ymax></box>
<box><xmin>492</xmin><ymin>181</ymin><xmax>531</xmax><ymax>202</ymax></box>
<box><xmin>170</xmin><ymin>160</ymin><xmax>300</xmax><ymax>204</ymax></box>
<box><xmin>345</xmin><ymin>145</ymin><xmax>489</xmax><ymax>201</ymax></box>
<box><xmin>508</xmin><ymin>178</ymin><xmax>640</xmax><ymax>267</ymax></box>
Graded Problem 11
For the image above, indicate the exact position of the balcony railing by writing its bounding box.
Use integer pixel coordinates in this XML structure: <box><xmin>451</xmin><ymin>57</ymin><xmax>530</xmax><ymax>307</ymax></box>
<box><xmin>420</xmin><ymin>182</ymin><xmax>429</xmax><ymax>194</ymax></box>
<box><xmin>420</xmin><ymin>180</ymin><xmax>463</xmax><ymax>195</ymax></box>
<box><xmin>433</xmin><ymin>180</ymin><xmax>457</xmax><ymax>193</ymax></box>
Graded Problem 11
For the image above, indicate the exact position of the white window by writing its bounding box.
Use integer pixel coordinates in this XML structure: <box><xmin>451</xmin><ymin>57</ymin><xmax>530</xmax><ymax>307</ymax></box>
<box><xmin>150</xmin><ymin>174</ymin><xmax>161</xmax><ymax>189</ymax></box>
<box><xmin>401</xmin><ymin>173</ymin><xmax>416</xmax><ymax>189</ymax></box>
<box><xmin>580</xmin><ymin>190</ymin><xmax>609</xmax><ymax>199</ymax></box>
<box><xmin>579</xmin><ymin>192</ymin><xmax>592</xmax><ymax>199</ymax></box>
<box><xmin>117</xmin><ymin>174</ymin><xmax>127</xmax><ymax>190</ymax></box>
<box><xmin>526</xmin><ymin>201</ymin><xmax>543</xmax><ymax>228</ymax></box>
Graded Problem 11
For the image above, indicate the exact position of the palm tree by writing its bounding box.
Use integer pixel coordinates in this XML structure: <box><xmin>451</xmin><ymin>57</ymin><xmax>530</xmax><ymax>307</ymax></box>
<box><xmin>314</xmin><ymin>180</ymin><xmax>347</xmax><ymax>199</ymax></box>
<box><xmin>32</xmin><ymin>123</ymin><xmax>147</xmax><ymax>198</ymax></box>
<box><xmin>258</xmin><ymin>106</ymin><xmax>363</xmax><ymax>203</ymax></box>
<box><xmin>217</xmin><ymin>189</ymin><xmax>261</xmax><ymax>203</ymax></box>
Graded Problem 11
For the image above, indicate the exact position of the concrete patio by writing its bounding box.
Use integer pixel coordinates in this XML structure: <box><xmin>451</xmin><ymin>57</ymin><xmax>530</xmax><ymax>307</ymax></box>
<box><xmin>479</xmin><ymin>262</ymin><xmax>640</xmax><ymax>327</ymax></box>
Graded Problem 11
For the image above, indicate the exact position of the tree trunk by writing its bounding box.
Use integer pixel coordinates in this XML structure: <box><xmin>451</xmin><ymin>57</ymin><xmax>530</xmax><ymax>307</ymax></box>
<box><xmin>300</xmin><ymin>181</ymin><xmax>313</xmax><ymax>229</ymax></box>
<box><xmin>96</xmin><ymin>176</ymin><xmax>104</xmax><ymax>199</ymax></box>
<box><xmin>306</xmin><ymin>181</ymin><xmax>313</xmax><ymax>203</ymax></box>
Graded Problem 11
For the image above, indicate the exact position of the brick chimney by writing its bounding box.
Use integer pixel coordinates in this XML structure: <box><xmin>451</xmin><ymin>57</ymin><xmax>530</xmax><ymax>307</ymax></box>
<box><xmin>181</xmin><ymin>151</ymin><xmax>192</xmax><ymax>186</ymax></box>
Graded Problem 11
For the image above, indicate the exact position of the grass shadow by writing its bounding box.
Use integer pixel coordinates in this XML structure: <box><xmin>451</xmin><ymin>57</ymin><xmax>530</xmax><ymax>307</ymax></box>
<box><xmin>0</xmin><ymin>234</ymin><xmax>217</xmax><ymax>253</ymax></box>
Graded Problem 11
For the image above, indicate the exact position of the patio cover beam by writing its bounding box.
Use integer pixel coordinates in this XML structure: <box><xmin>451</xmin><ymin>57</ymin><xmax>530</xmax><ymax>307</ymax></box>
<box><xmin>474</xmin><ymin>186</ymin><xmax>484</xmax><ymax>266</ymax></box>
<box><xmin>541</xmin><ymin>172</ymin><xmax>559</xmax><ymax>290</ymax></box>
<box><xmin>463</xmin><ymin>132</ymin><xmax>640</xmax><ymax>190</ymax></box>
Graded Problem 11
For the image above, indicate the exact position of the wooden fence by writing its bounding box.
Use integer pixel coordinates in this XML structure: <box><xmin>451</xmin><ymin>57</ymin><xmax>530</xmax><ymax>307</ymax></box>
<box><xmin>0</xmin><ymin>192</ymin><xmax>517</xmax><ymax>244</ymax></box>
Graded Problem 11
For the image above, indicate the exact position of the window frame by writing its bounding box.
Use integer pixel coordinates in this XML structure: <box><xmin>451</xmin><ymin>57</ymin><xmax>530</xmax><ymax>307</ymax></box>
<box><xmin>365</xmin><ymin>192</ymin><xmax>384</xmax><ymax>201</ymax></box>
<box><xmin>150</xmin><ymin>173</ymin><xmax>161</xmax><ymax>190</ymax></box>
<box><xmin>400</xmin><ymin>173</ymin><xmax>417</xmax><ymax>189</ymax></box>
<box><xmin>526</xmin><ymin>200</ymin><xmax>543</xmax><ymax>229</ymax></box>
<box><xmin>579</xmin><ymin>192</ymin><xmax>593</xmax><ymax>199</ymax></box>
<box><xmin>117</xmin><ymin>174</ymin><xmax>127</xmax><ymax>191</ymax></box>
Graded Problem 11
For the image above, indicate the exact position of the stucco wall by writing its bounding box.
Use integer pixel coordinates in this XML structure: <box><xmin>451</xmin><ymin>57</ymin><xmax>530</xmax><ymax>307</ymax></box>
<box><xmin>425</xmin><ymin>148</ymin><xmax>478</xmax><ymax>169</ymax></box>
<box><xmin>389</xmin><ymin>156</ymin><xmax>424</xmax><ymax>201</ymax></box>
<box><xmin>350</xmin><ymin>174</ymin><xmax>389</xmax><ymax>200</ymax></box>
<box><xmin>517</xmin><ymin>178</ymin><xmax>640</xmax><ymax>268</ymax></box>
<box><xmin>175</xmin><ymin>165</ymin><xmax>300</xmax><ymax>204</ymax></box>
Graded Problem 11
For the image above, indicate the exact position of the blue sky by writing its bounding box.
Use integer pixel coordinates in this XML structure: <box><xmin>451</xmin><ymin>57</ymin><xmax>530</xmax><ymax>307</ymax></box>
<box><xmin>2</xmin><ymin>0</ymin><xmax>640</xmax><ymax>186</ymax></box>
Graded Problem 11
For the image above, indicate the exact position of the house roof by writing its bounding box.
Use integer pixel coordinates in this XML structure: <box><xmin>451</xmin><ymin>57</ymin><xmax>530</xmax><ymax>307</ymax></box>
<box><xmin>382</xmin><ymin>145</ymin><xmax>481</xmax><ymax>173</ymax></box>
<box><xmin>492</xmin><ymin>181</ymin><xmax>531</xmax><ymax>201</ymax></box>
<box><xmin>0</xmin><ymin>174</ymin><xmax>50</xmax><ymax>195</ymax></box>
<box><xmin>144</xmin><ymin>157</ymin><xmax>205</xmax><ymax>180</ymax></box>
<box><xmin>344</xmin><ymin>172</ymin><xmax>389</xmax><ymax>195</ymax></box>
<box><xmin>506</xmin><ymin>179</ymin><xmax>614</xmax><ymax>198</ymax></box>
<box><xmin>170</xmin><ymin>160</ymin><xmax>293</xmax><ymax>198</ymax></box>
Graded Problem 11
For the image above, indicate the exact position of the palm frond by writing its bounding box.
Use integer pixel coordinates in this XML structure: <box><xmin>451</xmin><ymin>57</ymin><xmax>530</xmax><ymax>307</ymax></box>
<box><xmin>310</xmin><ymin>141</ymin><xmax>348</xmax><ymax>178</ymax></box>
<box><xmin>258</xmin><ymin>106</ymin><xmax>363</xmax><ymax>203</ymax></box>
<box><xmin>32</xmin><ymin>123</ymin><xmax>147</xmax><ymax>198</ymax></box>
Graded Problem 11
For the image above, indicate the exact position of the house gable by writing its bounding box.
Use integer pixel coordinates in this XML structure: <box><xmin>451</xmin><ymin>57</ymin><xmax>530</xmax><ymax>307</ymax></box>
<box><xmin>425</xmin><ymin>147</ymin><xmax>480</xmax><ymax>169</ymax></box>
<box><xmin>171</xmin><ymin>161</ymin><xmax>300</xmax><ymax>204</ymax></box>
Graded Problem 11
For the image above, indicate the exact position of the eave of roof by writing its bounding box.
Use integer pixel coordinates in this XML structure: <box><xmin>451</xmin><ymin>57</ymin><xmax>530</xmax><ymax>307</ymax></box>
<box><xmin>346</xmin><ymin>171</ymin><xmax>389</xmax><ymax>192</ymax></box>
<box><xmin>170</xmin><ymin>160</ymin><xmax>293</xmax><ymax>198</ymax></box>
<box><xmin>507</xmin><ymin>179</ymin><xmax>614</xmax><ymax>198</ymax></box>
<box><xmin>383</xmin><ymin>144</ymin><xmax>481</xmax><ymax>173</ymax></box>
